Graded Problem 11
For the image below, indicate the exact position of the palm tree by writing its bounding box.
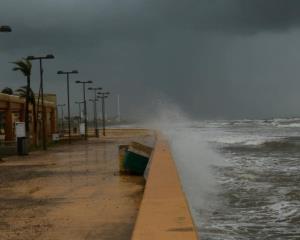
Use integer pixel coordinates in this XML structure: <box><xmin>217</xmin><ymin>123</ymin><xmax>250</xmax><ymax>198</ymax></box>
<box><xmin>12</xmin><ymin>59</ymin><xmax>32</xmax><ymax>137</ymax></box>
<box><xmin>1</xmin><ymin>87</ymin><xmax>14</xmax><ymax>95</ymax></box>
<box><xmin>16</xmin><ymin>86</ymin><xmax>37</xmax><ymax>145</ymax></box>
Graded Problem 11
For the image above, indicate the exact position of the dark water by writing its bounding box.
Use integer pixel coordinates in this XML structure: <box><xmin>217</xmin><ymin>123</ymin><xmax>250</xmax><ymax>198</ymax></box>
<box><xmin>168</xmin><ymin>119</ymin><xmax>300</xmax><ymax>240</ymax></box>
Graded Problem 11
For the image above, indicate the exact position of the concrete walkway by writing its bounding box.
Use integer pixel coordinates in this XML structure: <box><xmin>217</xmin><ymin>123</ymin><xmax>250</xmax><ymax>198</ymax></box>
<box><xmin>0</xmin><ymin>130</ymin><xmax>154</xmax><ymax>240</ymax></box>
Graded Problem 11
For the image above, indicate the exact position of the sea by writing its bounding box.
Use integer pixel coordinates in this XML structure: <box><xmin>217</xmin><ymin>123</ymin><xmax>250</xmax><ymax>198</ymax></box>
<box><xmin>164</xmin><ymin>118</ymin><xmax>300</xmax><ymax>240</ymax></box>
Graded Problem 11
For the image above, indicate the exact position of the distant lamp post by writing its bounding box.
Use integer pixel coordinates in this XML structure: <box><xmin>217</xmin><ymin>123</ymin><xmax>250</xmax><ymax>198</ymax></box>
<box><xmin>57</xmin><ymin>70</ymin><xmax>79</xmax><ymax>143</ymax></box>
<box><xmin>27</xmin><ymin>54</ymin><xmax>55</xmax><ymax>150</ymax></box>
<box><xmin>88</xmin><ymin>87</ymin><xmax>102</xmax><ymax>137</ymax></box>
<box><xmin>75</xmin><ymin>101</ymin><xmax>84</xmax><ymax>123</ymax></box>
<box><xmin>89</xmin><ymin>98</ymin><xmax>99</xmax><ymax>137</ymax></box>
<box><xmin>117</xmin><ymin>94</ymin><xmax>121</xmax><ymax>122</ymax></box>
<box><xmin>75</xmin><ymin>80</ymin><xmax>93</xmax><ymax>139</ymax></box>
<box><xmin>98</xmin><ymin>91</ymin><xmax>110</xmax><ymax>136</ymax></box>
<box><xmin>57</xmin><ymin>104</ymin><xmax>65</xmax><ymax>135</ymax></box>
<box><xmin>0</xmin><ymin>25</ymin><xmax>12</xmax><ymax>32</ymax></box>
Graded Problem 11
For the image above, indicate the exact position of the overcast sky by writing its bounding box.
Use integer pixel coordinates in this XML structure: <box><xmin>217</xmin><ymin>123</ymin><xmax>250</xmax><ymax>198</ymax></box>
<box><xmin>2</xmin><ymin>0</ymin><xmax>300</xmax><ymax>119</ymax></box>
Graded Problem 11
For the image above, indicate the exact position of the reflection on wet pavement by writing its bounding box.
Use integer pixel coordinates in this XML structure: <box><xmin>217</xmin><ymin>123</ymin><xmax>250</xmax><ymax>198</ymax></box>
<box><xmin>0</xmin><ymin>131</ymin><xmax>154</xmax><ymax>240</ymax></box>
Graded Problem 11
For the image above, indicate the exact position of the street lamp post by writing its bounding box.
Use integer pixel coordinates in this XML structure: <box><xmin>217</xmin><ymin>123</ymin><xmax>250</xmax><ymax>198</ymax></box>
<box><xmin>27</xmin><ymin>54</ymin><xmax>55</xmax><ymax>150</ymax></box>
<box><xmin>117</xmin><ymin>94</ymin><xmax>121</xmax><ymax>122</ymax></box>
<box><xmin>75</xmin><ymin>81</ymin><xmax>93</xmax><ymax>139</ymax></box>
<box><xmin>75</xmin><ymin>101</ymin><xmax>84</xmax><ymax>123</ymax></box>
<box><xmin>57</xmin><ymin>70</ymin><xmax>79</xmax><ymax>143</ymax></box>
<box><xmin>89</xmin><ymin>98</ymin><xmax>99</xmax><ymax>137</ymax></box>
<box><xmin>0</xmin><ymin>25</ymin><xmax>12</xmax><ymax>32</ymax></box>
<box><xmin>57</xmin><ymin>104</ymin><xmax>65</xmax><ymax>135</ymax></box>
<box><xmin>98</xmin><ymin>92</ymin><xmax>110</xmax><ymax>136</ymax></box>
<box><xmin>88</xmin><ymin>87</ymin><xmax>102</xmax><ymax>137</ymax></box>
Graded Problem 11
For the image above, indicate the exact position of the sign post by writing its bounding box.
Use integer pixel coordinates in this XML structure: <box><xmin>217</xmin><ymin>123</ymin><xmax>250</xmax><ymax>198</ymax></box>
<box><xmin>15</xmin><ymin>122</ymin><xmax>28</xmax><ymax>155</ymax></box>
<box><xmin>15</xmin><ymin>122</ymin><xmax>26</xmax><ymax>138</ymax></box>
<box><xmin>80</xmin><ymin>123</ymin><xmax>85</xmax><ymax>136</ymax></box>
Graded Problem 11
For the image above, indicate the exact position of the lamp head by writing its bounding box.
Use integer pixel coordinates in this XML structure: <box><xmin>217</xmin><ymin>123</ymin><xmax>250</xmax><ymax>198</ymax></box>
<box><xmin>71</xmin><ymin>70</ymin><xmax>78</xmax><ymax>74</ymax></box>
<box><xmin>75</xmin><ymin>80</ymin><xmax>81</xmax><ymax>84</ymax></box>
<box><xmin>27</xmin><ymin>56</ymin><xmax>35</xmax><ymax>60</ymax></box>
<box><xmin>0</xmin><ymin>25</ymin><xmax>12</xmax><ymax>32</ymax></box>
<box><xmin>87</xmin><ymin>80</ymin><xmax>93</xmax><ymax>84</ymax></box>
<box><xmin>57</xmin><ymin>70</ymin><xmax>64</xmax><ymax>74</ymax></box>
<box><xmin>45</xmin><ymin>54</ymin><xmax>55</xmax><ymax>59</ymax></box>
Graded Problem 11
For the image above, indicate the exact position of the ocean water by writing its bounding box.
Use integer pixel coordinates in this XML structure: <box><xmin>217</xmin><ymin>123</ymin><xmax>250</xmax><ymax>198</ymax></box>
<box><xmin>165</xmin><ymin>118</ymin><xmax>300</xmax><ymax>240</ymax></box>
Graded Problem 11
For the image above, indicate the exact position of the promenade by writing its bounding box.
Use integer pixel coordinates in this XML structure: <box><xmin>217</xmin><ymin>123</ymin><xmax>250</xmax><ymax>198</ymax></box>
<box><xmin>0</xmin><ymin>129</ymin><xmax>154</xmax><ymax>240</ymax></box>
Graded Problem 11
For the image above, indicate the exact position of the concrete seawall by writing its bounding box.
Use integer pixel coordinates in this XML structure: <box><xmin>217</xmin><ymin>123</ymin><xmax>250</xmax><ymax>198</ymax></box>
<box><xmin>131</xmin><ymin>134</ymin><xmax>199</xmax><ymax>240</ymax></box>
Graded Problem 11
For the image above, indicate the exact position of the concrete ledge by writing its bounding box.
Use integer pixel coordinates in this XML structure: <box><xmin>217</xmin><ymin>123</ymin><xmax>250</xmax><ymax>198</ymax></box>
<box><xmin>0</xmin><ymin>93</ymin><xmax>55</xmax><ymax>107</ymax></box>
<box><xmin>131</xmin><ymin>134</ymin><xmax>199</xmax><ymax>240</ymax></box>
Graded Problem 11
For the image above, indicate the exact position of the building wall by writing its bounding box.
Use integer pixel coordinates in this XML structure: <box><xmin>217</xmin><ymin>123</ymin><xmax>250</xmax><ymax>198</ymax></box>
<box><xmin>0</xmin><ymin>93</ymin><xmax>57</xmax><ymax>142</ymax></box>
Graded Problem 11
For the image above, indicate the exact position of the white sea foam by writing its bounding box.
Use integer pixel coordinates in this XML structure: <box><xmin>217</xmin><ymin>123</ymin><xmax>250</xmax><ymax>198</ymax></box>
<box><xmin>269</xmin><ymin>201</ymin><xmax>299</xmax><ymax>222</ymax></box>
<box><xmin>212</xmin><ymin>135</ymin><xmax>270</xmax><ymax>146</ymax></box>
<box><xmin>267</xmin><ymin>118</ymin><xmax>300</xmax><ymax>128</ymax></box>
<box><xmin>276</xmin><ymin>123</ymin><xmax>300</xmax><ymax>128</ymax></box>
<box><xmin>141</xmin><ymin>108</ymin><xmax>300</xmax><ymax>239</ymax></box>
<box><xmin>269</xmin><ymin>201</ymin><xmax>291</xmax><ymax>211</ymax></box>
<box><xmin>142</xmin><ymin>102</ymin><xmax>228</xmax><ymax>210</ymax></box>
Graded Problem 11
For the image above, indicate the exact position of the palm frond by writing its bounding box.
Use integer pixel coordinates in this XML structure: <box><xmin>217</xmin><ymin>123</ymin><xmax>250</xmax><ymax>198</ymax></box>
<box><xmin>16</xmin><ymin>86</ymin><xmax>36</xmax><ymax>104</ymax></box>
<box><xmin>12</xmin><ymin>59</ymin><xmax>32</xmax><ymax>76</ymax></box>
<box><xmin>1</xmin><ymin>87</ymin><xmax>14</xmax><ymax>95</ymax></box>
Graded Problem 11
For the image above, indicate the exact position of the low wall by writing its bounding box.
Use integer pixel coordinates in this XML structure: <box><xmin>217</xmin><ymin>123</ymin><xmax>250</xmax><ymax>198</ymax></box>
<box><xmin>131</xmin><ymin>134</ymin><xmax>199</xmax><ymax>240</ymax></box>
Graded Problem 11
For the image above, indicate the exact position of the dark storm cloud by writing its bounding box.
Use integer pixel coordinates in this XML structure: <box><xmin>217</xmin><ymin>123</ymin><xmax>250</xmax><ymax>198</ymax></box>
<box><xmin>2</xmin><ymin>0</ymin><xmax>300</xmax><ymax>119</ymax></box>
<box><xmin>2</xmin><ymin>0</ymin><xmax>300</xmax><ymax>50</ymax></box>
<box><xmin>163</xmin><ymin>0</ymin><xmax>300</xmax><ymax>33</ymax></box>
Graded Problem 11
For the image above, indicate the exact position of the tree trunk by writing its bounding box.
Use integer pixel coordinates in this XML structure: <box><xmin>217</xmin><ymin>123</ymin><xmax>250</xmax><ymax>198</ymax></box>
<box><xmin>36</xmin><ymin>83</ymin><xmax>42</xmax><ymax>146</ymax></box>
<box><xmin>25</xmin><ymin>76</ymin><xmax>30</xmax><ymax>137</ymax></box>
<box><xmin>32</xmin><ymin>102</ymin><xmax>38</xmax><ymax>146</ymax></box>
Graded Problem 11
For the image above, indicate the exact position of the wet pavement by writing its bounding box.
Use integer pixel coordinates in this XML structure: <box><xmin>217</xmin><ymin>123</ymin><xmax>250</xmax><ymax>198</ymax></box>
<box><xmin>0</xmin><ymin>130</ymin><xmax>154</xmax><ymax>240</ymax></box>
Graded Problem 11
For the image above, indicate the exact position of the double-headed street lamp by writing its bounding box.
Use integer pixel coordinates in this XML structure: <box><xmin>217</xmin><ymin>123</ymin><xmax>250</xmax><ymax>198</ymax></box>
<box><xmin>75</xmin><ymin>81</ymin><xmax>93</xmax><ymax>139</ymax></box>
<box><xmin>57</xmin><ymin>104</ymin><xmax>65</xmax><ymax>135</ymax></box>
<box><xmin>98</xmin><ymin>91</ymin><xmax>110</xmax><ymax>136</ymax></box>
<box><xmin>0</xmin><ymin>25</ymin><xmax>12</xmax><ymax>32</ymax></box>
<box><xmin>88</xmin><ymin>87</ymin><xmax>102</xmax><ymax>137</ymax></box>
<box><xmin>27</xmin><ymin>54</ymin><xmax>55</xmax><ymax>150</ymax></box>
<box><xmin>57</xmin><ymin>70</ymin><xmax>79</xmax><ymax>143</ymax></box>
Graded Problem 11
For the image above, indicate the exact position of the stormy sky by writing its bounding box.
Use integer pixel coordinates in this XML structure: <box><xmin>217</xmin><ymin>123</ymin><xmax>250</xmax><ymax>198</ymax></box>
<box><xmin>1</xmin><ymin>0</ymin><xmax>300</xmax><ymax>119</ymax></box>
